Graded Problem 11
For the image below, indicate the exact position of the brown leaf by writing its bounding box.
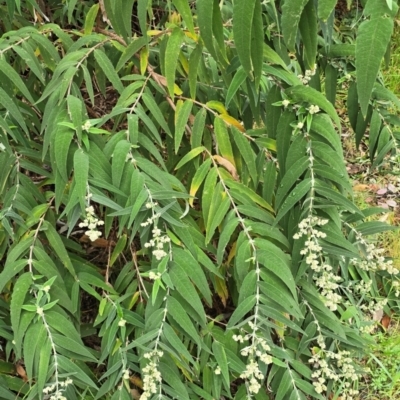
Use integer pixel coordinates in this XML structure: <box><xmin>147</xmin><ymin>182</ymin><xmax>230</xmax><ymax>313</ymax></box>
<box><xmin>213</xmin><ymin>155</ymin><xmax>239</xmax><ymax>181</ymax></box>
<box><xmin>381</xmin><ymin>314</ymin><xmax>391</xmax><ymax>330</ymax></box>
<box><xmin>16</xmin><ymin>362</ymin><xmax>28</xmax><ymax>382</ymax></box>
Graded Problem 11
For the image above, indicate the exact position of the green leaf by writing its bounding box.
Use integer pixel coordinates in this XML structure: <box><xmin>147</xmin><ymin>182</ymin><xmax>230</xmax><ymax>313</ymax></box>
<box><xmin>37</xmin><ymin>338</ymin><xmax>52</xmax><ymax>396</ymax></box>
<box><xmin>285</xmin><ymin>85</ymin><xmax>341</xmax><ymax>132</ymax></box>
<box><xmin>275</xmin><ymin>370</ymin><xmax>292</xmax><ymax>400</ymax></box>
<box><xmin>206</xmin><ymin>192</ymin><xmax>231</xmax><ymax>244</ymax></box>
<box><xmin>233</xmin><ymin>0</ymin><xmax>257</xmax><ymax>77</ymax></box>
<box><xmin>257</xmin><ymin>246</ymin><xmax>296</xmax><ymax>298</ymax></box>
<box><xmin>214</xmin><ymin>116</ymin><xmax>235</xmax><ymax>167</ymax></box>
<box><xmin>159</xmin><ymin>360</ymin><xmax>190</xmax><ymax>400</ymax></box>
<box><xmin>170</xmin><ymin>264</ymin><xmax>206</xmax><ymax>324</ymax></box>
<box><xmin>73</xmin><ymin>149</ymin><xmax>89</xmax><ymax>210</ymax></box>
<box><xmin>299</xmin><ymin>0</ymin><xmax>318</xmax><ymax>69</ymax></box>
<box><xmin>188</xmin><ymin>43</ymin><xmax>203</xmax><ymax>99</ymax></box>
<box><xmin>43</xmin><ymin>221</ymin><xmax>76</xmax><ymax>278</ymax></box>
<box><xmin>274</xmin><ymin>178</ymin><xmax>311</xmax><ymax>225</ymax></box>
<box><xmin>238</xmin><ymin>270</ymin><xmax>257</xmax><ymax>304</ymax></box>
<box><xmin>0</xmin><ymin>58</ymin><xmax>35</xmax><ymax>104</ymax></box>
<box><xmin>231</xmin><ymin>127</ymin><xmax>258</xmax><ymax>185</ymax></box>
<box><xmin>275</xmin><ymin>157</ymin><xmax>309</xmax><ymax>209</ymax></box>
<box><xmin>57</xmin><ymin>355</ymin><xmax>98</xmax><ymax>389</ymax></box>
<box><xmin>175</xmin><ymin>146</ymin><xmax>205</xmax><ymax>170</ymax></box>
<box><xmin>94</xmin><ymin>49</ymin><xmax>124</xmax><ymax>94</ymax></box>
<box><xmin>226</xmin><ymin>68</ymin><xmax>247</xmax><ymax>108</ymax></box>
<box><xmin>53</xmin><ymin>333</ymin><xmax>97</xmax><ymax>361</ymax></box>
<box><xmin>172</xmin><ymin>0</ymin><xmax>195</xmax><ymax>34</ymax></box>
<box><xmin>212</xmin><ymin>341</ymin><xmax>230</xmax><ymax>389</ymax></box>
<box><xmin>318</xmin><ymin>0</ymin><xmax>337</xmax><ymax>21</ymax></box>
<box><xmin>314</xmin><ymin>183</ymin><xmax>363</xmax><ymax>216</ymax></box>
<box><xmin>163</xmin><ymin>323</ymin><xmax>195</xmax><ymax>364</ymax></box>
<box><xmin>0</xmin><ymin>88</ymin><xmax>28</xmax><ymax>133</ymax></box>
<box><xmin>224</xmin><ymin>179</ymin><xmax>274</xmax><ymax>213</ymax></box>
<box><xmin>167</xmin><ymin>296</ymin><xmax>202</xmax><ymax>346</ymax></box>
<box><xmin>202</xmin><ymin>167</ymin><xmax>219</xmax><ymax>224</ymax></box>
<box><xmin>54</xmin><ymin>125</ymin><xmax>74</xmax><ymax>182</ymax></box>
<box><xmin>356</xmin><ymin>17</ymin><xmax>393</xmax><ymax>117</ymax></box>
<box><xmin>174</xmin><ymin>100</ymin><xmax>193</xmax><ymax>153</ymax></box>
<box><xmin>84</xmin><ymin>3</ymin><xmax>100</xmax><ymax>35</ymax></box>
<box><xmin>174</xmin><ymin>248</ymin><xmax>212</xmax><ymax>306</ymax></box>
<box><xmin>281</xmin><ymin>0</ymin><xmax>309</xmax><ymax>51</ymax></box>
<box><xmin>197</xmin><ymin>0</ymin><xmax>218</xmax><ymax>60</ymax></box>
<box><xmin>217</xmin><ymin>216</ymin><xmax>239</xmax><ymax>265</ymax></box>
<box><xmin>10</xmin><ymin>273</ymin><xmax>32</xmax><ymax>337</ymax></box>
<box><xmin>310</xmin><ymin>113</ymin><xmax>342</xmax><ymax>154</ymax></box>
<box><xmin>0</xmin><ymin>259</ymin><xmax>29</xmax><ymax>293</ymax></box>
<box><xmin>112</xmin><ymin>140</ymin><xmax>131</xmax><ymax>188</ymax></box>
<box><xmin>227</xmin><ymin>295</ymin><xmax>256</xmax><ymax>328</ymax></box>
<box><xmin>165</xmin><ymin>28</ymin><xmax>185</xmax><ymax>98</ymax></box>
<box><xmin>142</xmin><ymin>92</ymin><xmax>171</xmax><ymax>136</ymax></box>
<box><xmin>116</xmin><ymin>36</ymin><xmax>148</xmax><ymax>71</ymax></box>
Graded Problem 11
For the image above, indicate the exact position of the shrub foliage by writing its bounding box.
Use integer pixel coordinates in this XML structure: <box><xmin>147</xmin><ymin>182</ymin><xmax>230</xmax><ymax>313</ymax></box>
<box><xmin>0</xmin><ymin>0</ymin><xmax>400</xmax><ymax>399</ymax></box>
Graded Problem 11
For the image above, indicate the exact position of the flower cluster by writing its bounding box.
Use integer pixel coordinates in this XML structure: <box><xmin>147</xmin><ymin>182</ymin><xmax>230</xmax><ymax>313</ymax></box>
<box><xmin>309</xmin><ymin>349</ymin><xmax>360</xmax><ymax>399</ymax></box>
<box><xmin>144</xmin><ymin>227</ymin><xmax>170</xmax><ymax>260</ymax></box>
<box><xmin>392</xmin><ymin>280</ymin><xmax>400</xmax><ymax>297</ymax></box>
<box><xmin>350</xmin><ymin>230</ymin><xmax>399</xmax><ymax>275</ymax></box>
<box><xmin>141</xmin><ymin>350</ymin><xmax>164</xmax><ymax>400</ymax></box>
<box><xmin>298</xmin><ymin>68</ymin><xmax>316</xmax><ymax>85</ymax></box>
<box><xmin>233</xmin><ymin>323</ymin><xmax>272</xmax><ymax>394</ymax></box>
<box><xmin>42</xmin><ymin>377</ymin><xmax>73</xmax><ymax>400</ymax></box>
<box><xmin>79</xmin><ymin>205</ymin><xmax>104</xmax><ymax>241</ymax></box>
<box><xmin>294</xmin><ymin>216</ymin><xmax>343</xmax><ymax>311</ymax></box>
<box><xmin>148</xmin><ymin>271</ymin><xmax>162</xmax><ymax>280</ymax></box>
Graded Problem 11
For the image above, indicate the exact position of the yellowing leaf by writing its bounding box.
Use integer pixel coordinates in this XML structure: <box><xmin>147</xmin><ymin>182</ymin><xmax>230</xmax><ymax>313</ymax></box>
<box><xmin>140</xmin><ymin>46</ymin><xmax>149</xmax><ymax>75</ymax></box>
<box><xmin>179</xmin><ymin>51</ymin><xmax>189</xmax><ymax>74</ymax></box>
<box><xmin>147</xmin><ymin>30</ymin><xmax>164</xmax><ymax>36</ymax></box>
<box><xmin>215</xmin><ymin>276</ymin><xmax>229</xmax><ymax>307</ymax></box>
<box><xmin>219</xmin><ymin>114</ymin><xmax>245</xmax><ymax>132</ymax></box>
<box><xmin>206</xmin><ymin>100</ymin><xmax>228</xmax><ymax>115</ymax></box>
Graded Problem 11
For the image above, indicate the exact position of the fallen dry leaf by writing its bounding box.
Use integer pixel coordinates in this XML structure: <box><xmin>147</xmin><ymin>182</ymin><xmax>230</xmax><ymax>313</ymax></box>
<box><xmin>353</xmin><ymin>184</ymin><xmax>370</xmax><ymax>192</ymax></box>
<box><xmin>381</xmin><ymin>314</ymin><xmax>391</xmax><ymax>330</ymax></box>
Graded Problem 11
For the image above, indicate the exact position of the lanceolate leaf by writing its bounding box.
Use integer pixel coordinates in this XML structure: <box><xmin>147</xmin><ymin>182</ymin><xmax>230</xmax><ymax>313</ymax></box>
<box><xmin>172</xmin><ymin>0</ymin><xmax>195</xmax><ymax>34</ymax></box>
<box><xmin>356</xmin><ymin>17</ymin><xmax>393</xmax><ymax>117</ymax></box>
<box><xmin>73</xmin><ymin>149</ymin><xmax>89</xmax><ymax>210</ymax></box>
<box><xmin>318</xmin><ymin>0</ymin><xmax>337</xmax><ymax>21</ymax></box>
<box><xmin>174</xmin><ymin>100</ymin><xmax>193</xmax><ymax>153</ymax></box>
<box><xmin>299</xmin><ymin>0</ymin><xmax>318</xmax><ymax>69</ymax></box>
<box><xmin>281</xmin><ymin>0</ymin><xmax>309</xmax><ymax>51</ymax></box>
<box><xmin>165</xmin><ymin>28</ymin><xmax>185</xmax><ymax>98</ymax></box>
<box><xmin>197</xmin><ymin>0</ymin><xmax>218</xmax><ymax>60</ymax></box>
<box><xmin>274</xmin><ymin>178</ymin><xmax>312</xmax><ymax>225</ymax></box>
<box><xmin>94</xmin><ymin>49</ymin><xmax>124</xmax><ymax>94</ymax></box>
<box><xmin>233</xmin><ymin>0</ymin><xmax>257</xmax><ymax>77</ymax></box>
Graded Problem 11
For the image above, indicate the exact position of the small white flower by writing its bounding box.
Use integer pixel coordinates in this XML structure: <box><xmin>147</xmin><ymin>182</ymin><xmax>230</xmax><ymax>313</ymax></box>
<box><xmin>0</xmin><ymin>143</ymin><xmax>5</xmax><ymax>151</ymax></box>
<box><xmin>215</xmin><ymin>366</ymin><xmax>221</xmax><ymax>375</ymax></box>
<box><xmin>36</xmin><ymin>307</ymin><xmax>44</xmax><ymax>316</ymax></box>
<box><xmin>297</xmin><ymin>122</ymin><xmax>304</xmax><ymax>129</ymax></box>
<box><xmin>282</xmin><ymin>99</ymin><xmax>290</xmax><ymax>108</ymax></box>
<box><xmin>309</xmin><ymin>105</ymin><xmax>320</xmax><ymax>114</ymax></box>
<box><xmin>82</xmin><ymin>120</ymin><xmax>91</xmax><ymax>131</ymax></box>
<box><xmin>118</xmin><ymin>318</ymin><xmax>126</xmax><ymax>327</ymax></box>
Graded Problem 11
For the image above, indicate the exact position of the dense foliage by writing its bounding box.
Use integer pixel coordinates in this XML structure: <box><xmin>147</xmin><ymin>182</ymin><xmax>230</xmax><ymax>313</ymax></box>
<box><xmin>1</xmin><ymin>0</ymin><xmax>400</xmax><ymax>399</ymax></box>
